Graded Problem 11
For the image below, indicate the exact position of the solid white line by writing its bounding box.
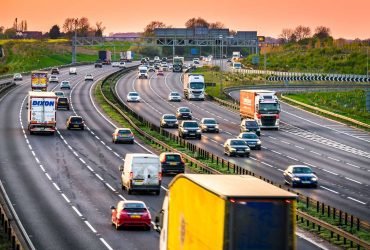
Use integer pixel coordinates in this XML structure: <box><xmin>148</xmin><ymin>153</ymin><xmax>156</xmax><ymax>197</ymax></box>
<box><xmin>161</xmin><ymin>186</ymin><xmax>169</xmax><ymax>191</ymax></box>
<box><xmin>61</xmin><ymin>193</ymin><xmax>71</xmax><ymax>203</ymax></box>
<box><xmin>322</xmin><ymin>169</ymin><xmax>338</xmax><ymax>176</ymax></box>
<box><xmin>346</xmin><ymin>162</ymin><xmax>360</xmax><ymax>169</ymax></box>
<box><xmin>100</xmin><ymin>238</ymin><xmax>114</xmax><ymax>250</ymax></box>
<box><xmin>84</xmin><ymin>221</ymin><xmax>97</xmax><ymax>233</ymax></box>
<box><xmin>347</xmin><ymin>197</ymin><xmax>366</xmax><ymax>205</ymax></box>
<box><xmin>105</xmin><ymin>183</ymin><xmax>116</xmax><ymax>192</ymax></box>
<box><xmin>328</xmin><ymin>157</ymin><xmax>340</xmax><ymax>162</ymax></box>
<box><xmin>95</xmin><ymin>174</ymin><xmax>104</xmax><ymax>181</ymax></box>
<box><xmin>53</xmin><ymin>183</ymin><xmax>61</xmax><ymax>191</ymax></box>
<box><xmin>345</xmin><ymin>177</ymin><xmax>362</xmax><ymax>184</ymax></box>
<box><xmin>320</xmin><ymin>186</ymin><xmax>339</xmax><ymax>194</ymax></box>
<box><xmin>72</xmin><ymin>206</ymin><xmax>83</xmax><ymax>217</ymax></box>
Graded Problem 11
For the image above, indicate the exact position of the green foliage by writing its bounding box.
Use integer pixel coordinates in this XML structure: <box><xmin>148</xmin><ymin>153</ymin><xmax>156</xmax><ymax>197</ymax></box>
<box><xmin>243</xmin><ymin>42</ymin><xmax>369</xmax><ymax>74</ymax></box>
<box><xmin>286</xmin><ymin>90</ymin><xmax>370</xmax><ymax>125</ymax></box>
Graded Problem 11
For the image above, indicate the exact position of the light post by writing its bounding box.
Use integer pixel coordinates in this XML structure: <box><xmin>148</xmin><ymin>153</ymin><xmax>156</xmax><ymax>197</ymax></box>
<box><xmin>219</xmin><ymin>35</ymin><xmax>223</xmax><ymax>97</ymax></box>
<box><xmin>367</xmin><ymin>47</ymin><xmax>368</xmax><ymax>81</ymax></box>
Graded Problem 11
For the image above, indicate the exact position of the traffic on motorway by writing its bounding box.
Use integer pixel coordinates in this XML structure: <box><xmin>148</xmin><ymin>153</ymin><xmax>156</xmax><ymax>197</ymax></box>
<box><xmin>0</xmin><ymin>54</ymin><xmax>367</xmax><ymax>250</ymax></box>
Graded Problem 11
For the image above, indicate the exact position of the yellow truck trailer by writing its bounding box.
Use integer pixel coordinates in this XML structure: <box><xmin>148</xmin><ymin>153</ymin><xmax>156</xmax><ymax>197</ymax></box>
<box><xmin>155</xmin><ymin>174</ymin><xmax>297</xmax><ymax>250</ymax></box>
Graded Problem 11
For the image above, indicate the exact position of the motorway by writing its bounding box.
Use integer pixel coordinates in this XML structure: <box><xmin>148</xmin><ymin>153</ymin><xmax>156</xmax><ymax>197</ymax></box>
<box><xmin>0</xmin><ymin>63</ymin><xmax>354</xmax><ymax>249</ymax></box>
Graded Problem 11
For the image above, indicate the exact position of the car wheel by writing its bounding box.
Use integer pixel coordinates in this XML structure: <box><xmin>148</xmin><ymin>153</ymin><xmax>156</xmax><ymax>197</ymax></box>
<box><xmin>245</xmin><ymin>153</ymin><xmax>250</xmax><ymax>158</ymax></box>
<box><xmin>128</xmin><ymin>188</ymin><xmax>132</xmax><ymax>195</ymax></box>
<box><xmin>198</xmin><ymin>135</ymin><xmax>201</xmax><ymax>140</ymax></box>
<box><xmin>81</xmin><ymin>127</ymin><xmax>84</xmax><ymax>130</ymax></box>
<box><xmin>145</xmin><ymin>225</ymin><xmax>151</xmax><ymax>231</ymax></box>
<box><xmin>67</xmin><ymin>126</ymin><xmax>70</xmax><ymax>130</ymax></box>
<box><xmin>130</xmin><ymin>140</ymin><xmax>134</xmax><ymax>144</ymax></box>
<box><xmin>30</xmin><ymin>131</ymin><xmax>34</xmax><ymax>135</ymax></box>
<box><xmin>115</xmin><ymin>223</ymin><xmax>120</xmax><ymax>230</ymax></box>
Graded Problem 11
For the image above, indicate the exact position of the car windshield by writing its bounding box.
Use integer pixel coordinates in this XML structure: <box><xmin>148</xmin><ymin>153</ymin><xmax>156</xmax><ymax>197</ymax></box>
<box><xmin>179</xmin><ymin>108</ymin><xmax>190</xmax><ymax>112</ymax></box>
<box><xmin>61</xmin><ymin>81</ymin><xmax>69</xmax><ymax>85</ymax></box>
<box><xmin>246</xmin><ymin>121</ymin><xmax>258</xmax><ymax>127</ymax></box>
<box><xmin>51</xmin><ymin>76</ymin><xmax>57</xmax><ymax>78</ymax></box>
<box><xmin>165</xmin><ymin>154</ymin><xmax>181</xmax><ymax>162</ymax></box>
<box><xmin>139</xmin><ymin>69</ymin><xmax>147</xmax><ymax>73</ymax></box>
<box><xmin>129</xmin><ymin>93</ymin><xmax>138</xmax><ymax>96</ymax></box>
<box><xmin>58</xmin><ymin>98</ymin><xmax>67</xmax><ymax>102</ymax></box>
<box><xmin>123</xmin><ymin>203</ymin><xmax>146</xmax><ymax>211</ymax></box>
<box><xmin>171</xmin><ymin>93</ymin><xmax>179</xmax><ymax>96</ymax></box>
<box><xmin>55</xmin><ymin>92</ymin><xmax>64</xmax><ymax>96</ymax></box>
<box><xmin>71</xmin><ymin>117</ymin><xmax>82</xmax><ymax>123</ymax></box>
<box><xmin>164</xmin><ymin>115</ymin><xmax>176</xmax><ymax>119</ymax></box>
<box><xmin>230</xmin><ymin>140</ymin><xmax>247</xmax><ymax>146</ymax></box>
<box><xmin>259</xmin><ymin>103</ymin><xmax>280</xmax><ymax>113</ymax></box>
<box><xmin>86</xmin><ymin>74</ymin><xmax>92</xmax><ymax>77</ymax></box>
<box><xmin>204</xmin><ymin>119</ymin><xmax>216</xmax><ymax>124</ymax></box>
<box><xmin>293</xmin><ymin>167</ymin><xmax>312</xmax><ymax>174</ymax></box>
<box><xmin>242</xmin><ymin>133</ymin><xmax>258</xmax><ymax>139</ymax></box>
<box><xmin>118</xmin><ymin>130</ymin><xmax>131</xmax><ymax>135</ymax></box>
<box><xmin>189</xmin><ymin>82</ymin><xmax>204</xmax><ymax>89</ymax></box>
<box><xmin>184</xmin><ymin>122</ymin><xmax>198</xmax><ymax>128</ymax></box>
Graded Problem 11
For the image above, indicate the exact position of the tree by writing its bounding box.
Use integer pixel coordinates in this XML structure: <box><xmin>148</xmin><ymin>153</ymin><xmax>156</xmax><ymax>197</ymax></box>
<box><xmin>4</xmin><ymin>28</ymin><xmax>16</xmax><ymax>38</ymax></box>
<box><xmin>0</xmin><ymin>26</ymin><xmax>4</xmax><ymax>34</ymax></box>
<box><xmin>49</xmin><ymin>25</ymin><xmax>61</xmax><ymax>39</ymax></box>
<box><xmin>294</xmin><ymin>25</ymin><xmax>311</xmax><ymax>41</ymax></box>
<box><xmin>95</xmin><ymin>21</ymin><xmax>105</xmax><ymax>37</ymax></box>
<box><xmin>209</xmin><ymin>21</ymin><xmax>225</xmax><ymax>29</ymax></box>
<box><xmin>314</xmin><ymin>26</ymin><xmax>331</xmax><ymax>40</ymax></box>
<box><xmin>77</xmin><ymin>17</ymin><xmax>90</xmax><ymax>36</ymax></box>
<box><xmin>185</xmin><ymin>17</ymin><xmax>209</xmax><ymax>28</ymax></box>
<box><xmin>143</xmin><ymin>21</ymin><xmax>167</xmax><ymax>37</ymax></box>
<box><xmin>63</xmin><ymin>17</ymin><xmax>78</xmax><ymax>36</ymax></box>
<box><xmin>279</xmin><ymin>28</ymin><xmax>294</xmax><ymax>43</ymax></box>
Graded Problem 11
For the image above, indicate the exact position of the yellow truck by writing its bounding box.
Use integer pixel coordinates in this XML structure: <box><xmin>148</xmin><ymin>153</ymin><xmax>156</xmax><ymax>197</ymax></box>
<box><xmin>31</xmin><ymin>71</ymin><xmax>49</xmax><ymax>91</ymax></box>
<box><xmin>155</xmin><ymin>174</ymin><xmax>297</xmax><ymax>250</ymax></box>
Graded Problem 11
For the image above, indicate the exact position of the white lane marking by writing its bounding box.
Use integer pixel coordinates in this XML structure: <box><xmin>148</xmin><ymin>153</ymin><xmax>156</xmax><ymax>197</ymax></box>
<box><xmin>119</xmin><ymin>195</ymin><xmax>126</xmax><ymax>200</ymax></box>
<box><xmin>328</xmin><ymin>157</ymin><xmax>340</xmax><ymax>162</ymax></box>
<box><xmin>95</xmin><ymin>174</ymin><xmax>104</xmax><ymax>181</ymax></box>
<box><xmin>260</xmin><ymin>162</ymin><xmax>274</xmax><ymax>168</ymax></box>
<box><xmin>322</xmin><ymin>169</ymin><xmax>338</xmax><ymax>176</ymax></box>
<box><xmin>72</xmin><ymin>206</ymin><xmax>83</xmax><ymax>217</ymax></box>
<box><xmin>347</xmin><ymin>197</ymin><xmax>366</xmax><ymax>205</ymax></box>
<box><xmin>105</xmin><ymin>183</ymin><xmax>116</xmax><ymax>192</ymax></box>
<box><xmin>39</xmin><ymin>165</ymin><xmax>46</xmax><ymax>172</ymax></box>
<box><xmin>62</xmin><ymin>193</ymin><xmax>71</xmax><ymax>203</ymax></box>
<box><xmin>269</xmin><ymin>136</ymin><xmax>277</xmax><ymax>140</ymax></box>
<box><xmin>277</xmin><ymin>169</ymin><xmax>284</xmax><ymax>172</ymax></box>
<box><xmin>161</xmin><ymin>186</ymin><xmax>169</xmax><ymax>192</ymax></box>
<box><xmin>100</xmin><ymin>238</ymin><xmax>114</xmax><ymax>250</ymax></box>
<box><xmin>53</xmin><ymin>183</ymin><xmax>61</xmax><ymax>191</ymax></box>
<box><xmin>302</xmin><ymin>162</ymin><xmax>318</xmax><ymax>168</ymax></box>
<box><xmin>286</xmin><ymin>156</ymin><xmax>298</xmax><ymax>161</ymax></box>
<box><xmin>79</xmin><ymin>158</ymin><xmax>86</xmax><ymax>164</ymax></box>
<box><xmin>73</xmin><ymin>151</ymin><xmax>78</xmax><ymax>157</ymax></box>
<box><xmin>45</xmin><ymin>173</ymin><xmax>52</xmax><ymax>180</ymax></box>
<box><xmin>271</xmin><ymin>150</ymin><xmax>281</xmax><ymax>155</ymax></box>
<box><xmin>84</xmin><ymin>221</ymin><xmax>97</xmax><ymax>233</ymax></box>
<box><xmin>281</xmin><ymin>140</ymin><xmax>290</xmax><ymax>144</ymax></box>
<box><xmin>346</xmin><ymin>162</ymin><xmax>360</xmax><ymax>169</ymax></box>
<box><xmin>320</xmin><ymin>186</ymin><xmax>339</xmax><ymax>194</ymax></box>
<box><xmin>86</xmin><ymin>165</ymin><xmax>94</xmax><ymax>172</ymax></box>
<box><xmin>295</xmin><ymin>145</ymin><xmax>304</xmax><ymax>149</ymax></box>
<box><xmin>310</xmin><ymin>151</ymin><xmax>321</xmax><ymax>156</ymax></box>
<box><xmin>35</xmin><ymin>157</ymin><xmax>40</xmax><ymax>164</ymax></box>
<box><xmin>345</xmin><ymin>177</ymin><xmax>362</xmax><ymax>184</ymax></box>
<box><xmin>114</xmin><ymin>152</ymin><xmax>120</xmax><ymax>157</ymax></box>
<box><xmin>106</xmin><ymin>146</ymin><xmax>112</xmax><ymax>151</ymax></box>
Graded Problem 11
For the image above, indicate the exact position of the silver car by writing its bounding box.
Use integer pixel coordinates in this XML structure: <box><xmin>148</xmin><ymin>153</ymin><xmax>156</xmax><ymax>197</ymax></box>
<box><xmin>160</xmin><ymin>114</ymin><xmax>178</xmax><ymax>128</ymax></box>
<box><xmin>13</xmin><ymin>73</ymin><xmax>23</xmax><ymax>81</ymax></box>
<box><xmin>112</xmin><ymin>128</ymin><xmax>134</xmax><ymax>144</ymax></box>
<box><xmin>200</xmin><ymin>118</ymin><xmax>219</xmax><ymax>133</ymax></box>
<box><xmin>237</xmin><ymin>132</ymin><xmax>262</xmax><ymax>150</ymax></box>
<box><xmin>127</xmin><ymin>92</ymin><xmax>140</xmax><ymax>102</ymax></box>
<box><xmin>224</xmin><ymin>139</ymin><xmax>250</xmax><ymax>157</ymax></box>
<box><xmin>168</xmin><ymin>92</ymin><xmax>181</xmax><ymax>102</ymax></box>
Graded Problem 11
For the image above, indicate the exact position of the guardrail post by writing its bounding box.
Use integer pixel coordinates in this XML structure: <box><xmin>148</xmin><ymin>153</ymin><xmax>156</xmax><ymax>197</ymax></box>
<box><xmin>351</xmin><ymin>215</ymin><xmax>354</xmax><ymax>230</ymax></box>
<box><xmin>356</xmin><ymin>218</ymin><xmax>360</xmax><ymax>231</ymax></box>
<box><xmin>339</xmin><ymin>210</ymin><xmax>342</xmax><ymax>225</ymax></box>
<box><xmin>333</xmin><ymin>208</ymin><xmax>336</xmax><ymax>220</ymax></box>
<box><xmin>345</xmin><ymin>212</ymin><xmax>348</xmax><ymax>226</ymax></box>
<box><xmin>316</xmin><ymin>201</ymin><xmax>319</xmax><ymax>213</ymax></box>
<box><xmin>306</xmin><ymin>197</ymin><xmax>309</xmax><ymax>209</ymax></box>
<box><xmin>328</xmin><ymin>205</ymin><xmax>331</xmax><ymax>217</ymax></box>
<box><xmin>321</xmin><ymin>203</ymin><xmax>324</xmax><ymax>216</ymax></box>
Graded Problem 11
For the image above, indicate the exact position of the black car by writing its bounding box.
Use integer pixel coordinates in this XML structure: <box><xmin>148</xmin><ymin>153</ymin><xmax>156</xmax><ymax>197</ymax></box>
<box><xmin>66</xmin><ymin>116</ymin><xmax>84</xmax><ymax>130</ymax></box>
<box><xmin>176</xmin><ymin>107</ymin><xmax>192</xmax><ymax>120</ymax></box>
<box><xmin>159</xmin><ymin>152</ymin><xmax>185</xmax><ymax>175</ymax></box>
<box><xmin>51</xmin><ymin>67</ymin><xmax>60</xmax><ymax>74</ymax></box>
<box><xmin>56</xmin><ymin>97</ymin><xmax>70</xmax><ymax>110</ymax></box>
<box><xmin>240</xmin><ymin>119</ymin><xmax>261</xmax><ymax>136</ymax></box>
<box><xmin>94</xmin><ymin>60</ymin><xmax>103</xmax><ymax>68</ymax></box>
<box><xmin>283</xmin><ymin>165</ymin><xmax>318</xmax><ymax>188</ymax></box>
<box><xmin>178</xmin><ymin>121</ymin><xmax>201</xmax><ymax>139</ymax></box>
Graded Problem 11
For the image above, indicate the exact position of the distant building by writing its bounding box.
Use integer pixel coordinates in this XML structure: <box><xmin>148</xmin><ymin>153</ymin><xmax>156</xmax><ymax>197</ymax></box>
<box><xmin>18</xmin><ymin>31</ymin><xmax>43</xmax><ymax>39</ymax></box>
<box><xmin>109</xmin><ymin>32</ymin><xmax>142</xmax><ymax>40</ymax></box>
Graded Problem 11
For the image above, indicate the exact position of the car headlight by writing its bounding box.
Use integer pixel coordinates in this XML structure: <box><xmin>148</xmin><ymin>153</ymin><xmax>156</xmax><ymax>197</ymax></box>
<box><xmin>230</xmin><ymin>148</ymin><xmax>236</xmax><ymax>151</ymax></box>
<box><xmin>311</xmin><ymin>177</ymin><xmax>318</xmax><ymax>181</ymax></box>
<box><xmin>215</xmin><ymin>125</ymin><xmax>219</xmax><ymax>128</ymax></box>
<box><xmin>175</xmin><ymin>121</ymin><xmax>178</xmax><ymax>124</ymax></box>
<box><xmin>293</xmin><ymin>177</ymin><xmax>301</xmax><ymax>181</ymax></box>
<box><xmin>256</xmin><ymin>140</ymin><xmax>262</xmax><ymax>145</ymax></box>
<box><xmin>183</xmin><ymin>129</ymin><xmax>188</xmax><ymax>133</ymax></box>
<box><xmin>196</xmin><ymin>129</ymin><xmax>201</xmax><ymax>133</ymax></box>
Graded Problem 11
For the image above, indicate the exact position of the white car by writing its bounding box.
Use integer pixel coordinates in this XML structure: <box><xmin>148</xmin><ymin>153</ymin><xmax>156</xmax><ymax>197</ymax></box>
<box><xmin>69</xmin><ymin>67</ymin><xmax>77</xmax><ymax>75</ymax></box>
<box><xmin>118</xmin><ymin>62</ymin><xmax>126</xmax><ymax>68</ymax></box>
<box><xmin>84</xmin><ymin>74</ymin><xmax>94</xmax><ymax>81</ymax></box>
<box><xmin>13</xmin><ymin>73</ymin><xmax>23</xmax><ymax>81</ymax></box>
<box><xmin>168</xmin><ymin>91</ymin><xmax>181</xmax><ymax>102</ymax></box>
<box><xmin>60</xmin><ymin>81</ymin><xmax>71</xmax><ymax>89</ymax></box>
<box><xmin>126</xmin><ymin>92</ymin><xmax>140</xmax><ymax>102</ymax></box>
<box><xmin>49</xmin><ymin>75</ymin><xmax>59</xmax><ymax>83</ymax></box>
<box><xmin>112</xmin><ymin>62</ymin><xmax>120</xmax><ymax>67</ymax></box>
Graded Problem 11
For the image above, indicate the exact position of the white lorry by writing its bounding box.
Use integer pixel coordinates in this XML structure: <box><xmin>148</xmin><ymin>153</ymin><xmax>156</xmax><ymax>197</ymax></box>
<box><xmin>120</xmin><ymin>51</ymin><xmax>132</xmax><ymax>62</ymax></box>
<box><xmin>138</xmin><ymin>66</ymin><xmax>148</xmax><ymax>79</ymax></box>
<box><xmin>183</xmin><ymin>73</ymin><xmax>205</xmax><ymax>101</ymax></box>
<box><xmin>232</xmin><ymin>51</ymin><xmax>241</xmax><ymax>62</ymax></box>
<box><xmin>28</xmin><ymin>91</ymin><xmax>57</xmax><ymax>135</ymax></box>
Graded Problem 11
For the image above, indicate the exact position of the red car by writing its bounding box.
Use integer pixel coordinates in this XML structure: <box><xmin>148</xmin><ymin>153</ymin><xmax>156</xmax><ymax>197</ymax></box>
<box><xmin>157</xmin><ymin>69</ymin><xmax>164</xmax><ymax>76</ymax></box>
<box><xmin>111</xmin><ymin>200</ymin><xmax>151</xmax><ymax>230</ymax></box>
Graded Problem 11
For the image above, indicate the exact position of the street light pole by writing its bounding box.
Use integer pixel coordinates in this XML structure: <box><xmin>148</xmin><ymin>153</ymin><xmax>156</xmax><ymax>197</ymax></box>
<box><xmin>219</xmin><ymin>35</ymin><xmax>223</xmax><ymax>97</ymax></box>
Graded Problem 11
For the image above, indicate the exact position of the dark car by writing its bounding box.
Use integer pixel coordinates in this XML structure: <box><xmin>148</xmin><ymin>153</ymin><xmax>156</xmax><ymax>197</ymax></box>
<box><xmin>112</xmin><ymin>128</ymin><xmax>134</xmax><ymax>144</ymax></box>
<box><xmin>240</xmin><ymin>119</ymin><xmax>261</xmax><ymax>136</ymax></box>
<box><xmin>237</xmin><ymin>132</ymin><xmax>262</xmax><ymax>150</ymax></box>
<box><xmin>283</xmin><ymin>165</ymin><xmax>318</xmax><ymax>188</ymax></box>
<box><xmin>200</xmin><ymin>118</ymin><xmax>219</xmax><ymax>133</ymax></box>
<box><xmin>159</xmin><ymin>152</ymin><xmax>185</xmax><ymax>175</ymax></box>
<box><xmin>176</xmin><ymin>107</ymin><xmax>192</xmax><ymax>120</ymax></box>
<box><xmin>111</xmin><ymin>200</ymin><xmax>151</xmax><ymax>230</ymax></box>
<box><xmin>94</xmin><ymin>60</ymin><xmax>103</xmax><ymax>68</ymax></box>
<box><xmin>160</xmin><ymin>114</ymin><xmax>178</xmax><ymax>128</ymax></box>
<box><xmin>66</xmin><ymin>116</ymin><xmax>84</xmax><ymax>130</ymax></box>
<box><xmin>224</xmin><ymin>139</ymin><xmax>250</xmax><ymax>157</ymax></box>
<box><xmin>56</xmin><ymin>97</ymin><xmax>70</xmax><ymax>110</ymax></box>
<box><xmin>51</xmin><ymin>67</ymin><xmax>60</xmax><ymax>74</ymax></box>
<box><xmin>178</xmin><ymin>120</ymin><xmax>201</xmax><ymax>139</ymax></box>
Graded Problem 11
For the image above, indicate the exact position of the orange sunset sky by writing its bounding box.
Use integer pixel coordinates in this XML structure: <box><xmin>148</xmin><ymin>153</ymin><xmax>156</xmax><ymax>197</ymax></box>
<box><xmin>1</xmin><ymin>0</ymin><xmax>370</xmax><ymax>39</ymax></box>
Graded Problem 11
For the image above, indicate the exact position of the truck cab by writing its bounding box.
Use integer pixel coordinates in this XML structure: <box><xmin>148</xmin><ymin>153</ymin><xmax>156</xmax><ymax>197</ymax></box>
<box><xmin>183</xmin><ymin>74</ymin><xmax>205</xmax><ymax>101</ymax></box>
<box><xmin>138</xmin><ymin>66</ymin><xmax>148</xmax><ymax>79</ymax></box>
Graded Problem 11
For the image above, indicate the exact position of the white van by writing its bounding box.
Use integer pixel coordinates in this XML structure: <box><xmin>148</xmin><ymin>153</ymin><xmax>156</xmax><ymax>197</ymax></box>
<box><xmin>120</xmin><ymin>153</ymin><xmax>161</xmax><ymax>195</ymax></box>
<box><xmin>232</xmin><ymin>62</ymin><xmax>242</xmax><ymax>70</ymax></box>
<box><xmin>138</xmin><ymin>66</ymin><xmax>148</xmax><ymax>79</ymax></box>
<box><xmin>69</xmin><ymin>67</ymin><xmax>77</xmax><ymax>75</ymax></box>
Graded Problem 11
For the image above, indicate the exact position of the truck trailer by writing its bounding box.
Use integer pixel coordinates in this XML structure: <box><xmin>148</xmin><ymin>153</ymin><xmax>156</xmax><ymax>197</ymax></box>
<box><xmin>31</xmin><ymin>71</ymin><xmax>49</xmax><ymax>91</ymax></box>
<box><xmin>240</xmin><ymin>90</ymin><xmax>280</xmax><ymax>129</ymax></box>
<box><xmin>120</xmin><ymin>51</ymin><xmax>132</xmax><ymax>62</ymax></box>
<box><xmin>28</xmin><ymin>91</ymin><xmax>57</xmax><ymax>135</ymax></box>
<box><xmin>182</xmin><ymin>73</ymin><xmax>205</xmax><ymax>100</ymax></box>
<box><xmin>98</xmin><ymin>50</ymin><xmax>112</xmax><ymax>65</ymax></box>
<box><xmin>155</xmin><ymin>174</ymin><xmax>297</xmax><ymax>250</ymax></box>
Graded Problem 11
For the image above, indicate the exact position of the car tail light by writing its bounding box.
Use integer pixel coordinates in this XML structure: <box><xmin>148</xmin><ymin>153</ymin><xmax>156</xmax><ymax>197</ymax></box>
<box><xmin>276</xmin><ymin>114</ymin><xmax>280</xmax><ymax>119</ymax></box>
<box><xmin>158</xmin><ymin>172</ymin><xmax>162</xmax><ymax>181</ymax></box>
<box><xmin>256</xmin><ymin>114</ymin><xmax>262</xmax><ymax>119</ymax></box>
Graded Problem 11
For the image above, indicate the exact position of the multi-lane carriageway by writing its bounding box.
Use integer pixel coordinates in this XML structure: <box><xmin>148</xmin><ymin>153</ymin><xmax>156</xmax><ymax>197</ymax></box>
<box><xmin>0</xmin><ymin>63</ymin><xmax>367</xmax><ymax>249</ymax></box>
